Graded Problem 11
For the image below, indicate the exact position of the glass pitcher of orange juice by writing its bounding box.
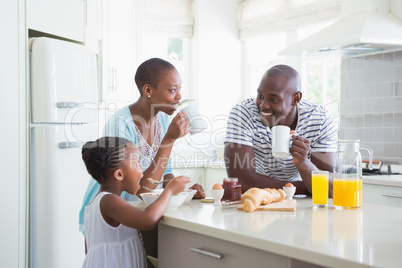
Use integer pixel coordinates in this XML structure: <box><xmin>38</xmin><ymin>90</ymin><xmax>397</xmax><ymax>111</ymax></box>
<box><xmin>333</xmin><ymin>140</ymin><xmax>372</xmax><ymax>209</ymax></box>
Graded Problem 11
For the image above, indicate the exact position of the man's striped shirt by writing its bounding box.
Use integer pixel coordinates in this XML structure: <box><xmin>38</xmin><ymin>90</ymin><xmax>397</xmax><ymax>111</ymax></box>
<box><xmin>224</xmin><ymin>98</ymin><xmax>338</xmax><ymax>181</ymax></box>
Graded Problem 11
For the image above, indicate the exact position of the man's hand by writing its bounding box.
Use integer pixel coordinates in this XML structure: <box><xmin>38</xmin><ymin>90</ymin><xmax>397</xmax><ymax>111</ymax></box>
<box><xmin>291</xmin><ymin>136</ymin><xmax>311</xmax><ymax>167</ymax></box>
<box><xmin>189</xmin><ymin>183</ymin><xmax>205</xmax><ymax>199</ymax></box>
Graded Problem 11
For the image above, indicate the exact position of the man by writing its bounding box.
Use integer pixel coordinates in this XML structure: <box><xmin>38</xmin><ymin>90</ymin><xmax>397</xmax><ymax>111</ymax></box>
<box><xmin>224</xmin><ymin>65</ymin><xmax>337</xmax><ymax>196</ymax></box>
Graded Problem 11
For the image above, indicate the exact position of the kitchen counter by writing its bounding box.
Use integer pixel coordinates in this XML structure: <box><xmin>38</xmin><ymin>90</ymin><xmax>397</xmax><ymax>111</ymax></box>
<box><xmin>156</xmin><ymin>198</ymin><xmax>402</xmax><ymax>267</ymax></box>
<box><xmin>363</xmin><ymin>175</ymin><xmax>402</xmax><ymax>187</ymax></box>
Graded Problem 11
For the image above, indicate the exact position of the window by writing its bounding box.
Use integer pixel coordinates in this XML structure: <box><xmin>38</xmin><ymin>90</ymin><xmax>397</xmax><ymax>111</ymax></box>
<box><xmin>240</xmin><ymin>0</ymin><xmax>341</xmax><ymax>117</ymax></box>
<box><xmin>142</xmin><ymin>36</ymin><xmax>189</xmax><ymax>99</ymax></box>
<box><xmin>298</xmin><ymin>23</ymin><xmax>340</xmax><ymax>117</ymax></box>
<box><xmin>243</xmin><ymin>32</ymin><xmax>286</xmax><ymax>98</ymax></box>
<box><xmin>243</xmin><ymin>22</ymin><xmax>340</xmax><ymax>118</ymax></box>
<box><xmin>301</xmin><ymin>58</ymin><xmax>340</xmax><ymax>117</ymax></box>
<box><xmin>135</xmin><ymin>0</ymin><xmax>193</xmax><ymax>99</ymax></box>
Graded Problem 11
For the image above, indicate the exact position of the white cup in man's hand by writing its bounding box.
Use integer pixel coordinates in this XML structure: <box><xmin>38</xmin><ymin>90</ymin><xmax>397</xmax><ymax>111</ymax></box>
<box><xmin>181</xmin><ymin>103</ymin><xmax>207</xmax><ymax>135</ymax></box>
<box><xmin>271</xmin><ymin>125</ymin><xmax>297</xmax><ymax>159</ymax></box>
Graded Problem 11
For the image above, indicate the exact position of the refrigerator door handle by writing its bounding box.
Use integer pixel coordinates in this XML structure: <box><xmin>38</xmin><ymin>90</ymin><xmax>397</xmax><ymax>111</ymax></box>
<box><xmin>56</xmin><ymin>102</ymin><xmax>82</xmax><ymax>108</ymax></box>
<box><xmin>58</xmin><ymin>141</ymin><xmax>85</xmax><ymax>149</ymax></box>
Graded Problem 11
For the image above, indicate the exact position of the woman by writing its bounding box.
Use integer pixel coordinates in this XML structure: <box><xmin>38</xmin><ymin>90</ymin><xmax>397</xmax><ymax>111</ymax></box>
<box><xmin>79</xmin><ymin>58</ymin><xmax>205</xmax><ymax>258</ymax></box>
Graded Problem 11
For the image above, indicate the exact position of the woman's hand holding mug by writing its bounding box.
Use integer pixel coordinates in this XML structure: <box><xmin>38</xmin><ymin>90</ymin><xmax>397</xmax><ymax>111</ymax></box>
<box><xmin>165</xmin><ymin>112</ymin><xmax>190</xmax><ymax>141</ymax></box>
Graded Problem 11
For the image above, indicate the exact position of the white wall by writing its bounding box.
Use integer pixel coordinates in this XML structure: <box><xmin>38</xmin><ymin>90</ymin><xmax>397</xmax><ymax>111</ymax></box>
<box><xmin>0</xmin><ymin>0</ymin><xmax>28</xmax><ymax>267</ymax></box>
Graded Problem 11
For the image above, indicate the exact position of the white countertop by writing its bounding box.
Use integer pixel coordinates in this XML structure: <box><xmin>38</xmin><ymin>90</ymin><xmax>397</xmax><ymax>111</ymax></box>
<box><xmin>363</xmin><ymin>175</ymin><xmax>402</xmax><ymax>187</ymax></box>
<box><xmin>152</xmin><ymin>198</ymin><xmax>402</xmax><ymax>268</ymax></box>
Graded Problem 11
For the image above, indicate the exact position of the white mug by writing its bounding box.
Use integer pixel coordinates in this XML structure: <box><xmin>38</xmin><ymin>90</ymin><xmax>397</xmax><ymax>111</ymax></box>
<box><xmin>181</xmin><ymin>103</ymin><xmax>207</xmax><ymax>135</ymax></box>
<box><xmin>271</xmin><ymin>125</ymin><xmax>296</xmax><ymax>159</ymax></box>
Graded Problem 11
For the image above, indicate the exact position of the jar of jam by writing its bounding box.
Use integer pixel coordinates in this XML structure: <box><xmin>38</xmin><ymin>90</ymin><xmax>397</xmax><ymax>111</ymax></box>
<box><xmin>222</xmin><ymin>177</ymin><xmax>242</xmax><ymax>201</ymax></box>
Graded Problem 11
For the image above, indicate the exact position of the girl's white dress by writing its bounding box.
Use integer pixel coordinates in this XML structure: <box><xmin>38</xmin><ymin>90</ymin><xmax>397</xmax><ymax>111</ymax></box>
<box><xmin>82</xmin><ymin>192</ymin><xmax>147</xmax><ymax>268</ymax></box>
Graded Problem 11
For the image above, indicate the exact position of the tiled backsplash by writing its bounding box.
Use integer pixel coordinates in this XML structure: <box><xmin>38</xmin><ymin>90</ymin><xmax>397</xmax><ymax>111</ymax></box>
<box><xmin>340</xmin><ymin>50</ymin><xmax>402</xmax><ymax>165</ymax></box>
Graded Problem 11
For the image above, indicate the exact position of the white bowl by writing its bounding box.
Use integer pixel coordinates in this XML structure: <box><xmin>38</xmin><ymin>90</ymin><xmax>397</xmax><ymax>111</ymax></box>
<box><xmin>179</xmin><ymin>189</ymin><xmax>197</xmax><ymax>204</ymax></box>
<box><xmin>140</xmin><ymin>193</ymin><xmax>186</xmax><ymax>209</ymax></box>
<box><xmin>282</xmin><ymin>186</ymin><xmax>296</xmax><ymax>200</ymax></box>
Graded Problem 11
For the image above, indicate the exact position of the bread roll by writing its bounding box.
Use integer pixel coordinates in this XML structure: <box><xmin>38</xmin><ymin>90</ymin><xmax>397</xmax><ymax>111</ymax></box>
<box><xmin>241</xmin><ymin>187</ymin><xmax>287</xmax><ymax>212</ymax></box>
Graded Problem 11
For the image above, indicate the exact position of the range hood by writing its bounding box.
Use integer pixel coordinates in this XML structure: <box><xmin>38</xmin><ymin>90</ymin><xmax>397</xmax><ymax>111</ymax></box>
<box><xmin>280</xmin><ymin>0</ymin><xmax>402</xmax><ymax>56</ymax></box>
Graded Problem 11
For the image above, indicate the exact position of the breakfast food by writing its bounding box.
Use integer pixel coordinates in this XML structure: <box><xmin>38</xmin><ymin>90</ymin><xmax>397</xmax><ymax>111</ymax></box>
<box><xmin>241</xmin><ymin>187</ymin><xmax>287</xmax><ymax>212</ymax></box>
<box><xmin>284</xmin><ymin>182</ymin><xmax>294</xmax><ymax>187</ymax></box>
<box><xmin>222</xmin><ymin>177</ymin><xmax>242</xmax><ymax>201</ymax></box>
<box><xmin>212</xmin><ymin>183</ymin><xmax>223</xmax><ymax>190</ymax></box>
<box><xmin>201</xmin><ymin>198</ymin><xmax>214</xmax><ymax>203</ymax></box>
<box><xmin>142</xmin><ymin>193</ymin><xmax>159</xmax><ymax>196</ymax></box>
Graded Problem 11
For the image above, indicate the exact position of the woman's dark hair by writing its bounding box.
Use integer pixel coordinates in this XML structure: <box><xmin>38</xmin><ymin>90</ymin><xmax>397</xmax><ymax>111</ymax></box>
<box><xmin>81</xmin><ymin>137</ymin><xmax>131</xmax><ymax>183</ymax></box>
<box><xmin>134</xmin><ymin>57</ymin><xmax>176</xmax><ymax>95</ymax></box>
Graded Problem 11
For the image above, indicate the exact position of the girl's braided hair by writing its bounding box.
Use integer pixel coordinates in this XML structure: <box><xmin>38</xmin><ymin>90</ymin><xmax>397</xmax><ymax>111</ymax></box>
<box><xmin>81</xmin><ymin>137</ymin><xmax>131</xmax><ymax>183</ymax></box>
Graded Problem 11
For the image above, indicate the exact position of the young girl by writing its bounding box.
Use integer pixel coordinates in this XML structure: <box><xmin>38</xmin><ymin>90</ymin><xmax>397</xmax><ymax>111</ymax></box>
<box><xmin>81</xmin><ymin>137</ymin><xmax>190</xmax><ymax>268</ymax></box>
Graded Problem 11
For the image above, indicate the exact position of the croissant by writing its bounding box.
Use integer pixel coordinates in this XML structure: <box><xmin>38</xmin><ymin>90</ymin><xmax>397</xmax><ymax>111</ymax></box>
<box><xmin>241</xmin><ymin>187</ymin><xmax>286</xmax><ymax>212</ymax></box>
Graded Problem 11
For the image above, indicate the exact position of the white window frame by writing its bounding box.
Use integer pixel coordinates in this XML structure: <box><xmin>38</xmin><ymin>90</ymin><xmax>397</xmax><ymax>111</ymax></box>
<box><xmin>242</xmin><ymin>20</ymin><xmax>341</xmax><ymax>113</ymax></box>
<box><xmin>133</xmin><ymin>0</ymin><xmax>192</xmax><ymax>99</ymax></box>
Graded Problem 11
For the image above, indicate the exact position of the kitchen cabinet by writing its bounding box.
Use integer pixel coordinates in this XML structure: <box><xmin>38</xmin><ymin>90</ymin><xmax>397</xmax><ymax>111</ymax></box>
<box><xmin>27</xmin><ymin>0</ymin><xmax>85</xmax><ymax>42</ymax></box>
<box><xmin>101</xmin><ymin>0</ymin><xmax>138</xmax><ymax>106</ymax></box>
<box><xmin>155</xmin><ymin>198</ymin><xmax>402</xmax><ymax>267</ymax></box>
<box><xmin>85</xmin><ymin>0</ymin><xmax>101</xmax><ymax>53</ymax></box>
<box><xmin>158</xmin><ymin>224</ymin><xmax>321</xmax><ymax>268</ymax></box>
<box><xmin>363</xmin><ymin>184</ymin><xmax>402</xmax><ymax>207</ymax></box>
<box><xmin>1</xmin><ymin>0</ymin><xmax>27</xmax><ymax>266</ymax></box>
<box><xmin>172</xmin><ymin>165</ymin><xmax>227</xmax><ymax>190</ymax></box>
<box><xmin>172</xmin><ymin>158</ymin><xmax>227</xmax><ymax>191</ymax></box>
<box><xmin>205</xmin><ymin>167</ymin><xmax>227</xmax><ymax>191</ymax></box>
<box><xmin>158</xmin><ymin>224</ymin><xmax>286</xmax><ymax>267</ymax></box>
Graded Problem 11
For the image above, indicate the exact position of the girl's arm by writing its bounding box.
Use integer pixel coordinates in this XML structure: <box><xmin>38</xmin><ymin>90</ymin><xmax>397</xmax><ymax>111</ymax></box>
<box><xmin>102</xmin><ymin>176</ymin><xmax>190</xmax><ymax>230</ymax></box>
<box><xmin>162</xmin><ymin>174</ymin><xmax>205</xmax><ymax>199</ymax></box>
<box><xmin>162</xmin><ymin>173</ymin><xmax>175</xmax><ymax>188</ymax></box>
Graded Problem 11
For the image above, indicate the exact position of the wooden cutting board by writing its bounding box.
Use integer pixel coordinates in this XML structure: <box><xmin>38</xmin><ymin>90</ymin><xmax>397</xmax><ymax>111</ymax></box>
<box><xmin>237</xmin><ymin>199</ymin><xmax>296</xmax><ymax>212</ymax></box>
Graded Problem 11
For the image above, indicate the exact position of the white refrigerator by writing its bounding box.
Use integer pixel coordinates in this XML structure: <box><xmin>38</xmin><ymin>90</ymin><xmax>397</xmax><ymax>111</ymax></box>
<box><xmin>30</xmin><ymin>37</ymin><xmax>99</xmax><ymax>268</ymax></box>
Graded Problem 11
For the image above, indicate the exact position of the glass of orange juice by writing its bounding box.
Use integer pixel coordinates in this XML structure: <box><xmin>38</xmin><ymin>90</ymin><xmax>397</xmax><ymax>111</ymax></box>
<box><xmin>312</xmin><ymin>170</ymin><xmax>329</xmax><ymax>208</ymax></box>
